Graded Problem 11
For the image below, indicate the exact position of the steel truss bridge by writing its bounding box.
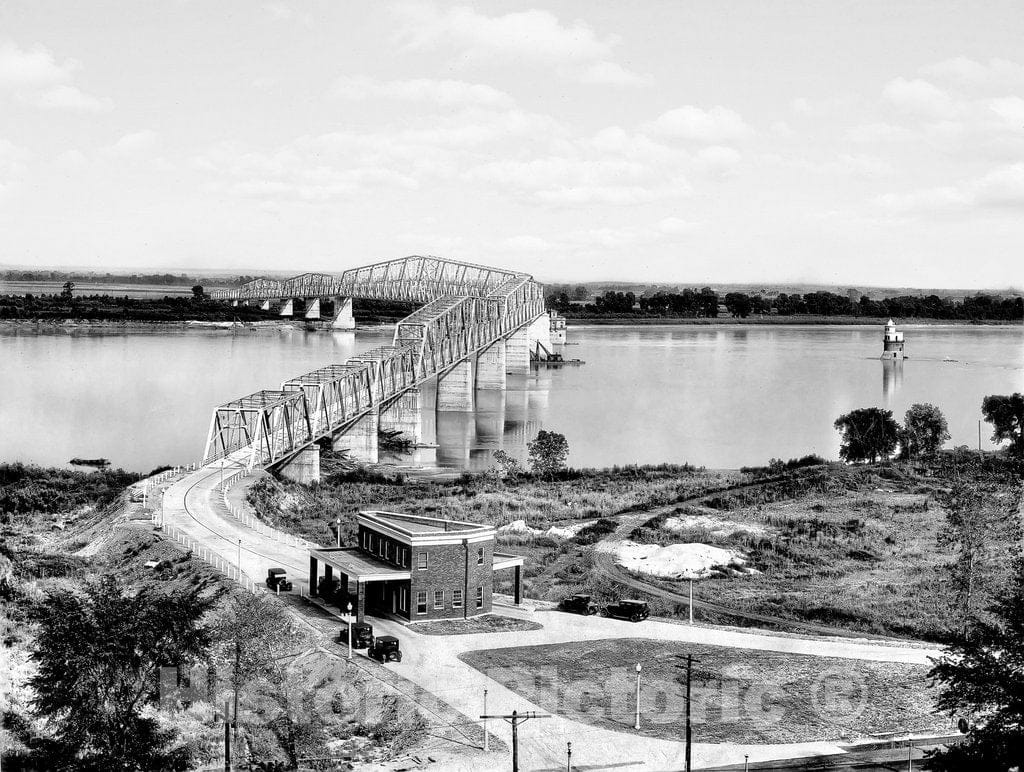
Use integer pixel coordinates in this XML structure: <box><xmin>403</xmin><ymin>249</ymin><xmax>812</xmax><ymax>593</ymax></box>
<box><xmin>202</xmin><ymin>256</ymin><xmax>545</xmax><ymax>470</ymax></box>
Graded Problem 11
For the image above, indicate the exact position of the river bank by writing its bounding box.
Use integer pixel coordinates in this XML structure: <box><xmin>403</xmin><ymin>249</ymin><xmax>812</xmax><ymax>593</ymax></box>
<box><xmin>565</xmin><ymin>315</ymin><xmax>1021</xmax><ymax>326</ymax></box>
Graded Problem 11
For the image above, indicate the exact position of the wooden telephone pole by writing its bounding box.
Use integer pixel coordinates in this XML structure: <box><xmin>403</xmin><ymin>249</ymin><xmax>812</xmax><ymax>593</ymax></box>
<box><xmin>479</xmin><ymin>710</ymin><xmax>550</xmax><ymax>772</ymax></box>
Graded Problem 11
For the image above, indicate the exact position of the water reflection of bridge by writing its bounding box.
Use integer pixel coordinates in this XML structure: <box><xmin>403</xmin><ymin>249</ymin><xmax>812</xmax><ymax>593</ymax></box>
<box><xmin>203</xmin><ymin>256</ymin><xmax>553</xmax><ymax>481</ymax></box>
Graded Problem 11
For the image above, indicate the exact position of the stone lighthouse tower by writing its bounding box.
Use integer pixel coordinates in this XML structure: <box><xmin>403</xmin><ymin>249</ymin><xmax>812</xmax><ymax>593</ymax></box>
<box><xmin>881</xmin><ymin>319</ymin><xmax>905</xmax><ymax>360</ymax></box>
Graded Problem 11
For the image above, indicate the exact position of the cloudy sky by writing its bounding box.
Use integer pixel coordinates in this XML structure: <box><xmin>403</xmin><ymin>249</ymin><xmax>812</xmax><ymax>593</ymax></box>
<box><xmin>0</xmin><ymin>1</ymin><xmax>1021</xmax><ymax>288</ymax></box>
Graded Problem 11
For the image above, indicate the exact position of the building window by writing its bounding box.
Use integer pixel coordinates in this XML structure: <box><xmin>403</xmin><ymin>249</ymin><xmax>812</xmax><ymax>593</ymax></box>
<box><xmin>400</xmin><ymin>547</ymin><xmax>408</xmax><ymax>566</ymax></box>
<box><xmin>416</xmin><ymin>591</ymin><xmax>427</xmax><ymax>615</ymax></box>
<box><xmin>362</xmin><ymin>531</ymin><xmax>369</xmax><ymax>550</ymax></box>
<box><xmin>369</xmin><ymin>534</ymin><xmax>376</xmax><ymax>553</ymax></box>
<box><xmin>417</xmin><ymin>552</ymin><xmax>428</xmax><ymax>569</ymax></box>
<box><xmin>385</xmin><ymin>541</ymin><xmax>392</xmax><ymax>561</ymax></box>
<box><xmin>433</xmin><ymin>590</ymin><xmax>444</xmax><ymax>609</ymax></box>
<box><xmin>400</xmin><ymin>587</ymin><xmax>408</xmax><ymax>612</ymax></box>
<box><xmin>476</xmin><ymin>586</ymin><xmax>483</xmax><ymax>609</ymax></box>
<box><xmin>477</xmin><ymin>547</ymin><xmax>484</xmax><ymax>565</ymax></box>
<box><xmin>452</xmin><ymin>589</ymin><xmax>463</xmax><ymax>608</ymax></box>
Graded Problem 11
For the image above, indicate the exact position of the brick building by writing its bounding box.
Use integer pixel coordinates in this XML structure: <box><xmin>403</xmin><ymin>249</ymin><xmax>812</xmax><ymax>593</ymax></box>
<box><xmin>308</xmin><ymin>511</ymin><xmax>524</xmax><ymax>622</ymax></box>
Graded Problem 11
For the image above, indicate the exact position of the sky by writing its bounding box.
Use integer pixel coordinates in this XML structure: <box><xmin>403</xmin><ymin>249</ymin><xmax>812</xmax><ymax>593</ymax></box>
<box><xmin>0</xmin><ymin>1</ymin><xmax>1022</xmax><ymax>289</ymax></box>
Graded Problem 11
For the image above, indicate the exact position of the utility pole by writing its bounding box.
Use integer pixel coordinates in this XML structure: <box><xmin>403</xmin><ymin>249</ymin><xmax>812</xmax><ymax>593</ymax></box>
<box><xmin>634</xmin><ymin>663</ymin><xmax>642</xmax><ymax>730</ymax></box>
<box><xmin>479</xmin><ymin>710</ymin><xmax>550</xmax><ymax>772</ymax></box>
<box><xmin>233</xmin><ymin>640</ymin><xmax>240</xmax><ymax>746</ymax></box>
<box><xmin>223</xmin><ymin>698</ymin><xmax>231</xmax><ymax>772</ymax></box>
<box><xmin>685</xmin><ymin>653</ymin><xmax>693</xmax><ymax>772</ymax></box>
<box><xmin>566</xmin><ymin>741</ymin><xmax>572</xmax><ymax>772</ymax></box>
<box><xmin>483</xmin><ymin>689</ymin><xmax>489</xmax><ymax>751</ymax></box>
<box><xmin>688</xmin><ymin>578</ymin><xmax>694</xmax><ymax>624</ymax></box>
<box><xmin>676</xmin><ymin>653</ymin><xmax>700</xmax><ymax>772</ymax></box>
<box><xmin>978</xmin><ymin>420</ymin><xmax>982</xmax><ymax>452</ymax></box>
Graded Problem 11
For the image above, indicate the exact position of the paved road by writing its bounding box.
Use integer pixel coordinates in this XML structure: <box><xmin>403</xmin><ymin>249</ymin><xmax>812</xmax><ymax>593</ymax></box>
<box><xmin>160</xmin><ymin>465</ymin><xmax>945</xmax><ymax>772</ymax></box>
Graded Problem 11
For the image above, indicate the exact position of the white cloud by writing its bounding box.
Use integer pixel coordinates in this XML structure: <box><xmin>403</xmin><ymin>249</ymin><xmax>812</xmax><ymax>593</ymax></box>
<box><xmin>394</xmin><ymin>4</ymin><xmax>614</xmax><ymax>63</ymax></box>
<box><xmin>29</xmin><ymin>84</ymin><xmax>111</xmax><ymax>112</ymax></box>
<box><xmin>692</xmin><ymin>145</ymin><xmax>742</xmax><ymax>176</ymax></box>
<box><xmin>0</xmin><ymin>42</ymin><xmax>78</xmax><ymax>88</ymax></box>
<box><xmin>920</xmin><ymin>57</ymin><xmax>1024</xmax><ymax>92</ymax></box>
<box><xmin>645</xmin><ymin>106</ymin><xmax>753</xmax><ymax>143</ymax></box>
<box><xmin>882</xmin><ymin>77</ymin><xmax>957</xmax><ymax>118</ymax></box>
<box><xmin>975</xmin><ymin>163</ymin><xmax>1024</xmax><ymax>207</ymax></box>
<box><xmin>0</xmin><ymin>41</ymin><xmax>110</xmax><ymax>112</ymax></box>
<box><xmin>391</xmin><ymin>3</ymin><xmax>647</xmax><ymax>85</ymax></box>
<box><xmin>873</xmin><ymin>163</ymin><xmax>1024</xmax><ymax>215</ymax></box>
<box><xmin>331</xmin><ymin>76</ymin><xmax>515</xmax><ymax>108</ymax></box>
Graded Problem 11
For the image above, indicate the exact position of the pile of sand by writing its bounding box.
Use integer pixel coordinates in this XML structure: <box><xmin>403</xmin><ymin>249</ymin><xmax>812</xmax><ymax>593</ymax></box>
<box><xmin>597</xmin><ymin>540</ymin><xmax>749</xmax><ymax>579</ymax></box>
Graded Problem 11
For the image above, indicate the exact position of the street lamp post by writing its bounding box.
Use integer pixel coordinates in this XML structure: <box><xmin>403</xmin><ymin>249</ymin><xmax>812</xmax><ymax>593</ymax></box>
<box><xmin>634</xmin><ymin>663</ymin><xmax>642</xmax><ymax>730</ymax></box>
<box><xmin>346</xmin><ymin>602</ymin><xmax>353</xmax><ymax>660</ymax></box>
<box><xmin>744</xmin><ymin>754</ymin><xmax>749</xmax><ymax>772</ymax></box>
<box><xmin>236</xmin><ymin>539</ymin><xmax>241</xmax><ymax>582</ymax></box>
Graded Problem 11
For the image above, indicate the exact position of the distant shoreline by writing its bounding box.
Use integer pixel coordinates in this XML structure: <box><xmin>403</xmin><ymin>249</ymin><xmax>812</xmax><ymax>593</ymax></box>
<box><xmin>564</xmin><ymin>315</ymin><xmax>1021</xmax><ymax>327</ymax></box>
<box><xmin>1</xmin><ymin>316</ymin><xmax>1019</xmax><ymax>333</ymax></box>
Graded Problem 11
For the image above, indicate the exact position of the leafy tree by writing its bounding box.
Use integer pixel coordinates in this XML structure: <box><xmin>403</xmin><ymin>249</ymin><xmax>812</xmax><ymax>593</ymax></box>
<box><xmin>901</xmin><ymin>403</ymin><xmax>951</xmax><ymax>459</ymax></box>
<box><xmin>491</xmin><ymin>449</ymin><xmax>524</xmax><ymax>479</ymax></box>
<box><xmin>527</xmin><ymin>430</ymin><xmax>570</xmax><ymax>479</ymax></box>
<box><xmin>982</xmin><ymin>393</ymin><xmax>1023</xmax><ymax>455</ymax></box>
<box><xmin>213</xmin><ymin>594</ymin><xmax>328</xmax><ymax>768</ymax></box>
<box><xmin>60</xmin><ymin>281</ymin><xmax>74</xmax><ymax>300</ymax></box>
<box><xmin>724</xmin><ymin>292</ymin><xmax>752</xmax><ymax>318</ymax></box>
<box><xmin>28</xmin><ymin>575</ymin><xmax>213</xmax><ymax>770</ymax></box>
<box><xmin>938</xmin><ymin>483</ymin><xmax>1020</xmax><ymax>632</ymax></box>
<box><xmin>191</xmin><ymin>285</ymin><xmax>204</xmax><ymax>301</ymax></box>
<box><xmin>833</xmin><ymin>407</ymin><xmax>900</xmax><ymax>463</ymax></box>
<box><xmin>926</xmin><ymin>560</ymin><xmax>1024</xmax><ymax>770</ymax></box>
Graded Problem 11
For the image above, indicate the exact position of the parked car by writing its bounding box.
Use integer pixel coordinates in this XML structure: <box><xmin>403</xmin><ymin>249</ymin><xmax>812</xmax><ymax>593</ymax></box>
<box><xmin>558</xmin><ymin>593</ymin><xmax>598</xmax><ymax>615</ymax></box>
<box><xmin>603</xmin><ymin>599</ymin><xmax>650</xmax><ymax>622</ymax></box>
<box><xmin>265</xmin><ymin>568</ymin><xmax>293</xmax><ymax>592</ymax></box>
<box><xmin>338</xmin><ymin>621</ymin><xmax>374</xmax><ymax>650</ymax></box>
<box><xmin>368</xmin><ymin>635</ymin><xmax>403</xmax><ymax>663</ymax></box>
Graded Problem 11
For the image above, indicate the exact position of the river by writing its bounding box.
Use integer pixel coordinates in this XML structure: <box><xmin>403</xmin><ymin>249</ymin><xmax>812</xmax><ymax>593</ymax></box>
<box><xmin>1</xmin><ymin>323</ymin><xmax>1020</xmax><ymax>473</ymax></box>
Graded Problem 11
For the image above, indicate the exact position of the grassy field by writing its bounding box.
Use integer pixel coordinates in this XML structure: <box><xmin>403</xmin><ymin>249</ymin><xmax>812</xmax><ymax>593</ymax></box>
<box><xmin>459</xmin><ymin>638</ymin><xmax>949</xmax><ymax>743</ymax></box>
<box><xmin>248</xmin><ymin>451</ymin><xmax>1021</xmax><ymax>643</ymax></box>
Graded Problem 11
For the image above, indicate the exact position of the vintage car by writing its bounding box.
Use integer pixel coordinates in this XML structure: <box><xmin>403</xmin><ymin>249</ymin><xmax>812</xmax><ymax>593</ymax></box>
<box><xmin>265</xmin><ymin>568</ymin><xmax>293</xmax><ymax>592</ymax></box>
<box><xmin>603</xmin><ymin>599</ymin><xmax>650</xmax><ymax>622</ymax></box>
<box><xmin>367</xmin><ymin>635</ymin><xmax>402</xmax><ymax>663</ymax></box>
<box><xmin>338</xmin><ymin>621</ymin><xmax>374</xmax><ymax>649</ymax></box>
<box><xmin>558</xmin><ymin>593</ymin><xmax>599</xmax><ymax>615</ymax></box>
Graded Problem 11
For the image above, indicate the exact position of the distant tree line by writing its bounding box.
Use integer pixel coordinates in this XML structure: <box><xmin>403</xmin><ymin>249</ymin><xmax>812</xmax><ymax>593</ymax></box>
<box><xmin>1</xmin><ymin>270</ymin><xmax>262</xmax><ymax>287</ymax></box>
<box><xmin>547</xmin><ymin>287</ymin><xmax>1023</xmax><ymax>321</ymax></box>
<box><xmin>0</xmin><ymin>292</ymin><xmax>278</xmax><ymax>322</ymax></box>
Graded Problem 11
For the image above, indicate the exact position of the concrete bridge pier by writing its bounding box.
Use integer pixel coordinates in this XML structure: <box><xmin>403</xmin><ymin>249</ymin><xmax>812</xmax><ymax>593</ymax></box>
<box><xmin>231</xmin><ymin>300</ymin><xmax>239</xmax><ymax>307</ymax></box>
<box><xmin>505</xmin><ymin>328</ymin><xmax>530</xmax><ymax>375</ymax></box>
<box><xmin>279</xmin><ymin>445</ymin><xmax>321</xmax><ymax>484</ymax></box>
<box><xmin>304</xmin><ymin>298</ymin><xmax>321</xmax><ymax>320</ymax></box>
<box><xmin>260</xmin><ymin>300</ymin><xmax>271</xmax><ymax>311</ymax></box>
<box><xmin>380</xmin><ymin>389</ymin><xmax>422</xmax><ymax>444</ymax></box>
<box><xmin>476</xmin><ymin>340</ymin><xmax>506</xmax><ymax>389</ymax></box>
<box><xmin>331</xmin><ymin>297</ymin><xmax>355</xmax><ymax>330</ymax></box>
<box><xmin>279</xmin><ymin>298</ymin><xmax>294</xmax><ymax>317</ymax></box>
<box><xmin>437</xmin><ymin>360</ymin><xmax>475</xmax><ymax>411</ymax></box>
<box><xmin>333</xmin><ymin>410</ymin><xmax>378</xmax><ymax>463</ymax></box>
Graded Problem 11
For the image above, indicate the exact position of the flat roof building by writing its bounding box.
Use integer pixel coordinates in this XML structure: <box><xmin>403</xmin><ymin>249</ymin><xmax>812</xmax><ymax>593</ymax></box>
<box><xmin>308</xmin><ymin>511</ymin><xmax>524</xmax><ymax>622</ymax></box>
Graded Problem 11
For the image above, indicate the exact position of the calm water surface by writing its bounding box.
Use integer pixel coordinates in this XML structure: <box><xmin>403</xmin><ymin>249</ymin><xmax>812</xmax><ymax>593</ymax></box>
<box><xmin>1</xmin><ymin>324</ymin><xmax>1020</xmax><ymax>472</ymax></box>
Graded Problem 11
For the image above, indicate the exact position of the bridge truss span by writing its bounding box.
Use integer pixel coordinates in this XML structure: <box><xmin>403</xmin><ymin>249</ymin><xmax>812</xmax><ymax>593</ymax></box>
<box><xmin>201</xmin><ymin>255</ymin><xmax>548</xmax><ymax>469</ymax></box>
